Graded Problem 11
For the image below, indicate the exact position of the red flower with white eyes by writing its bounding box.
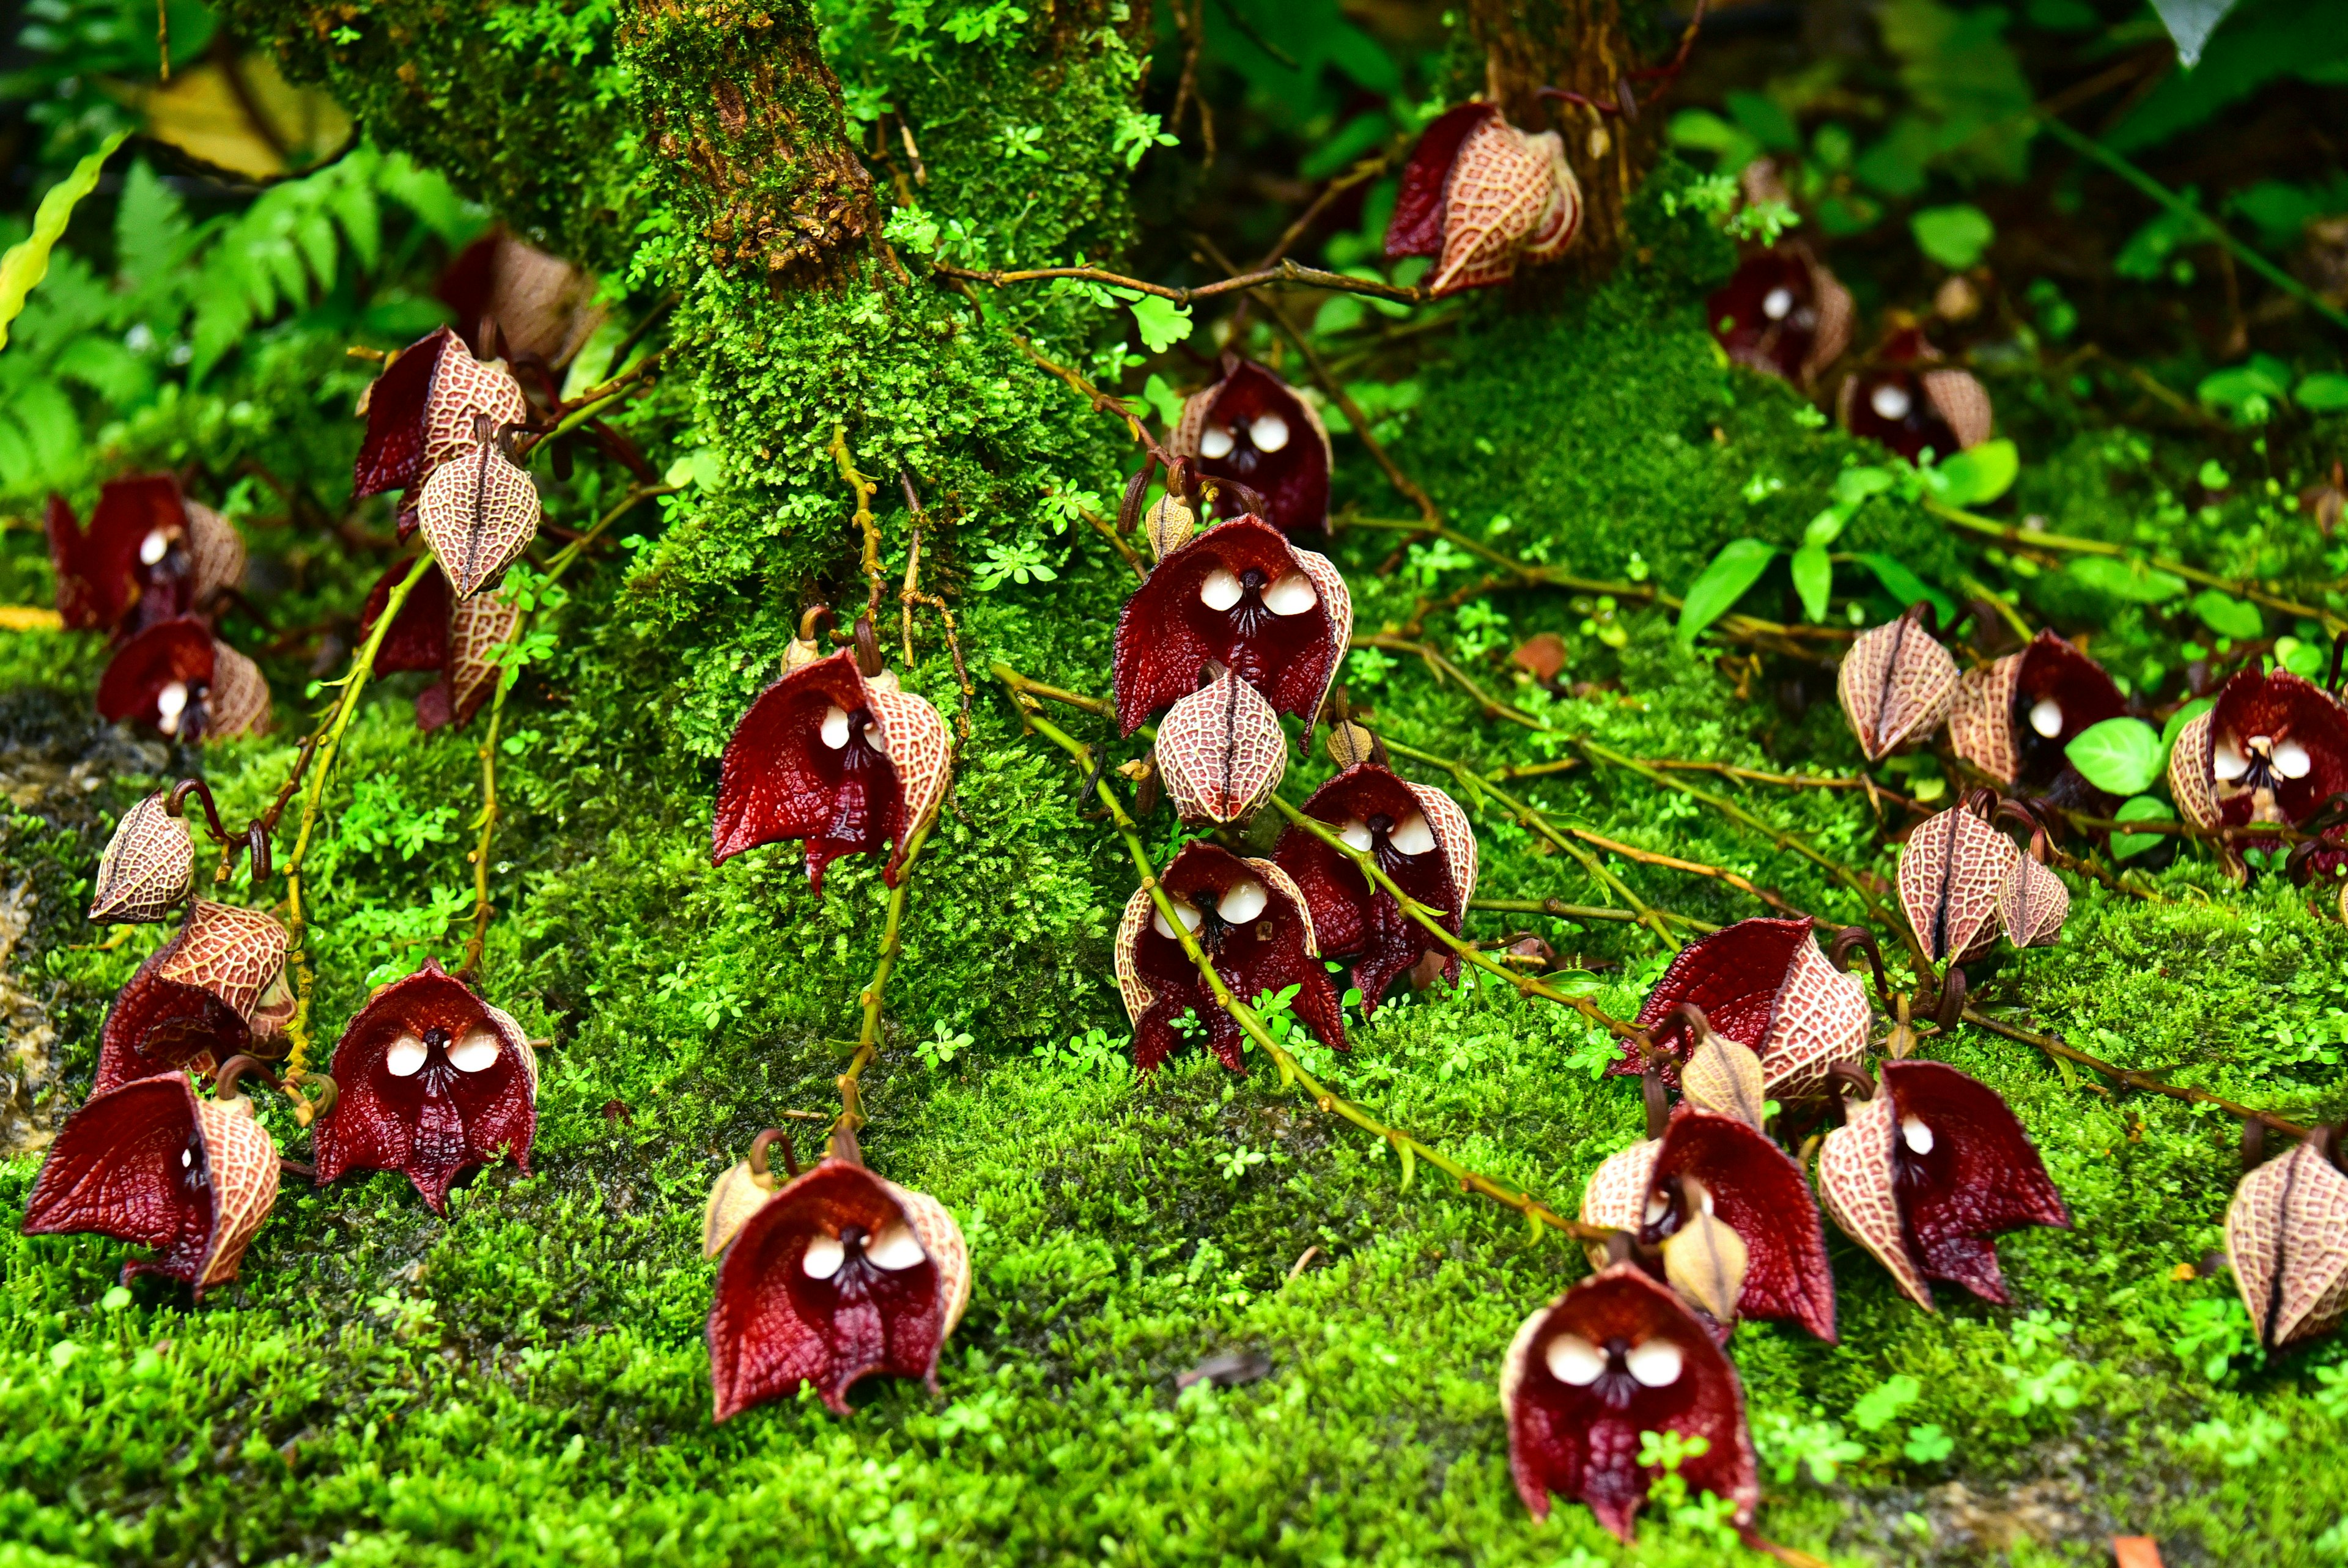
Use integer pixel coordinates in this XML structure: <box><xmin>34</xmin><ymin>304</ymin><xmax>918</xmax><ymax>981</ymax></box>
<box><xmin>1167</xmin><ymin>358</ymin><xmax>1333</xmax><ymax>536</ymax></box>
<box><xmin>2169</xmin><ymin>669</ymin><xmax>2348</xmax><ymax>836</ymax></box>
<box><xmin>706</xmin><ymin>1147</ymin><xmax>970</xmax><ymax>1420</ymax></box>
<box><xmin>1707</xmin><ymin>247</ymin><xmax>1853</xmax><ymax>388</ymax></box>
<box><xmin>1386</xmin><ymin>102</ymin><xmax>1583</xmax><ymax>296</ymax></box>
<box><xmin>1837</xmin><ymin>329</ymin><xmax>1992</xmax><ymax>463</ymax></box>
<box><xmin>1610</xmin><ymin>917</ymin><xmax>1869</xmax><ymax>1106</ymax></box>
<box><xmin>94</xmin><ymin>900</ymin><xmax>291</xmax><ymax>1095</ymax></box>
<box><xmin>20</xmin><ymin>1063</ymin><xmax>281</xmax><ymax>1298</ymax></box>
<box><xmin>1501</xmin><ymin>1262</ymin><xmax>1759</xmax><ymax>1538</ymax></box>
<box><xmin>357</xmin><ymin>561</ymin><xmax>523</xmax><ymax>731</ymax></box>
<box><xmin>311</xmin><ymin>959</ymin><xmax>538</xmax><ymax>1212</ymax></box>
<box><xmin>1272</xmin><ymin>762</ymin><xmax>1478</xmax><ymax>1012</ymax></box>
<box><xmin>1110</xmin><ymin>515</ymin><xmax>1351</xmax><ymax>737</ymax></box>
<box><xmin>1950</xmin><ymin>630</ymin><xmax>2127</xmax><ymax>800</ymax></box>
<box><xmin>46</xmin><ymin>476</ymin><xmax>245</xmax><ymax>639</ymax></box>
<box><xmin>1817</xmin><ymin>1059</ymin><xmax>2069</xmax><ymax>1309</ymax></box>
<box><xmin>95</xmin><ymin>616</ymin><xmax>271</xmax><ymax>742</ymax></box>
<box><xmin>1113</xmin><ymin>841</ymin><xmax>1344</xmax><ymax>1072</ymax></box>
<box><xmin>712</xmin><ymin>641</ymin><xmax>953</xmax><ymax>893</ymax></box>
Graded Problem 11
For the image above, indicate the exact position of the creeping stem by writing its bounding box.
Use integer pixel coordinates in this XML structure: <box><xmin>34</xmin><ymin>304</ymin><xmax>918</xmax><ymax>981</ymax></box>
<box><xmin>278</xmin><ymin>551</ymin><xmax>437</xmax><ymax>1081</ymax></box>
<box><xmin>833</xmin><ymin>816</ymin><xmax>937</xmax><ymax>1141</ymax></box>
<box><xmin>999</xmin><ymin>677</ymin><xmax>1612</xmax><ymax>1243</ymax></box>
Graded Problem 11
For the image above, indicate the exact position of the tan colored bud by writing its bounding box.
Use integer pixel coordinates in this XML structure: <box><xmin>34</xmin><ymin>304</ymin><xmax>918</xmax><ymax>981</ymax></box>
<box><xmin>1326</xmin><ymin>718</ymin><xmax>1379</xmax><ymax>769</ymax></box>
<box><xmin>1838</xmin><ymin>606</ymin><xmax>1958</xmax><ymax>761</ymax></box>
<box><xmin>702</xmin><ymin>1159</ymin><xmax>779</xmax><ymax>1259</ymax></box>
<box><xmin>1999</xmin><ymin>852</ymin><xmax>2069</xmax><ymax>949</ymax></box>
<box><xmin>204</xmin><ymin>640</ymin><xmax>272</xmax><ymax>739</ymax></box>
<box><xmin>90</xmin><ymin>793</ymin><xmax>194</xmax><ymax>922</ymax></box>
<box><xmin>2227</xmin><ymin>1138</ymin><xmax>2348</xmax><ymax>1350</ymax></box>
<box><xmin>1898</xmin><ymin>804</ymin><xmax>2018</xmax><ymax>965</ymax></box>
<box><xmin>1143</xmin><ymin>494</ymin><xmax>1196</xmax><ymax>561</ymax></box>
<box><xmin>1682</xmin><ymin>1030</ymin><xmax>1767</xmax><ymax>1130</ymax></box>
<box><xmin>1662</xmin><ymin>1191</ymin><xmax>1750</xmax><ymax>1324</ymax></box>
<box><xmin>417</xmin><ymin>441</ymin><xmax>542</xmax><ymax>598</ymax></box>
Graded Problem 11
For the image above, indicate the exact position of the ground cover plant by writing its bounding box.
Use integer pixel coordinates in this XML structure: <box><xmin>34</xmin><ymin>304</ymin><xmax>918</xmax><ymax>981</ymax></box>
<box><xmin>5</xmin><ymin>0</ymin><xmax>2348</xmax><ymax>1561</ymax></box>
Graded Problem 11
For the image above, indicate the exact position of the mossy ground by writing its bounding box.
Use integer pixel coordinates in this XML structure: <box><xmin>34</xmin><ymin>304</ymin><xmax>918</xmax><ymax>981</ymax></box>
<box><xmin>9</xmin><ymin>8</ymin><xmax>2348</xmax><ymax>1564</ymax></box>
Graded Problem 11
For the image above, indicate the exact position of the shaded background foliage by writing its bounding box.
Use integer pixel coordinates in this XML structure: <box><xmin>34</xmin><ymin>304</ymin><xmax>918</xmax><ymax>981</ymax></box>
<box><xmin>2</xmin><ymin>0</ymin><xmax>2348</xmax><ymax>1563</ymax></box>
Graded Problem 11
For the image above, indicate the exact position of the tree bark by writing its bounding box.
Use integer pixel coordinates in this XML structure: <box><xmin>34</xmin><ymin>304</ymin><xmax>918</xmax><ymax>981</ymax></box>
<box><xmin>1468</xmin><ymin>0</ymin><xmax>1653</xmax><ymax>271</ymax></box>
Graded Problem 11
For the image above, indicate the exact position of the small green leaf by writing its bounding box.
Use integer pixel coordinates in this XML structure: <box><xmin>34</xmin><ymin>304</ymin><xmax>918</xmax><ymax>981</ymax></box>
<box><xmin>1910</xmin><ymin>204</ymin><xmax>1996</xmax><ymax>269</ymax></box>
<box><xmin>1931</xmin><ymin>439</ymin><xmax>2020</xmax><ymax>506</ymax></box>
<box><xmin>1802</xmin><ymin>502</ymin><xmax>1855</xmax><ymax>549</ymax></box>
<box><xmin>2062</xmin><ymin>555</ymin><xmax>2187</xmax><ymax>604</ymax></box>
<box><xmin>1790</xmin><ymin>543</ymin><xmax>1833</xmax><ymax>623</ymax></box>
<box><xmin>2110</xmin><ymin>795</ymin><xmax>2174</xmax><ymax>861</ymax></box>
<box><xmin>1833</xmin><ymin>466</ymin><xmax>1898</xmax><ymax>506</ymax></box>
<box><xmin>2275</xmin><ymin>636</ymin><xmax>2326</xmax><ymax>679</ymax></box>
<box><xmin>0</xmin><ymin>129</ymin><xmax>131</xmax><ymax>350</ymax></box>
<box><xmin>2297</xmin><ymin>372</ymin><xmax>2348</xmax><ymax>413</ymax></box>
<box><xmin>2066</xmin><ymin>717</ymin><xmax>2166</xmax><ymax>796</ymax></box>
<box><xmin>1853</xmin><ymin>553</ymin><xmax>1957</xmax><ymax>620</ymax></box>
<box><xmin>1902</xmin><ymin>1423</ymin><xmax>1956</xmax><ymax>1465</ymax></box>
<box><xmin>2160</xmin><ymin>697</ymin><xmax>2214</xmax><ymax>753</ymax></box>
<box><xmin>1677</xmin><ymin>539</ymin><xmax>1779</xmax><ymax>647</ymax></box>
<box><xmin>2191</xmin><ymin>589</ymin><xmax>2262</xmax><ymax>641</ymax></box>
<box><xmin>1129</xmin><ymin>295</ymin><xmax>1194</xmax><ymax>353</ymax></box>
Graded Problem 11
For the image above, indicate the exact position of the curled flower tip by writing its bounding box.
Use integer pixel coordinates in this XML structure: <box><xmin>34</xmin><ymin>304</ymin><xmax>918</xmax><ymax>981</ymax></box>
<box><xmin>1825</xmin><ymin>924</ymin><xmax>1894</xmax><ymax>1009</ymax></box>
<box><xmin>1501</xmin><ymin>1263</ymin><xmax>1759</xmax><ymax>1538</ymax></box>
<box><xmin>1817</xmin><ymin>1059</ymin><xmax>2067</xmax><ymax>1311</ymax></box>
<box><xmin>1115</xmin><ymin>841</ymin><xmax>1345</xmax><ymax>1072</ymax></box>
<box><xmin>310</xmin><ymin>958</ymin><xmax>540</xmax><ymax>1213</ymax></box>
<box><xmin>1167</xmin><ymin>358</ymin><xmax>1333</xmax><ymax>536</ymax></box>
<box><xmin>21</xmin><ymin>1069</ymin><xmax>280</xmax><ymax>1298</ymax></box>
<box><xmin>2226</xmin><ymin>1124</ymin><xmax>2348</xmax><ymax>1351</ymax></box>
<box><xmin>1836</xmin><ymin>604</ymin><xmax>1957</xmax><ymax>762</ymax></box>
<box><xmin>783</xmin><ymin>603</ymin><xmax>836</xmax><ymax>675</ymax></box>
<box><xmin>213</xmin><ymin>1053</ymin><xmax>281</xmax><ymax>1103</ymax></box>
<box><xmin>90</xmin><ymin>792</ymin><xmax>196</xmax><ymax>923</ymax></box>
<box><xmin>704</xmin><ymin>1128</ymin><xmax>797</xmax><ymax>1260</ymax></box>
<box><xmin>1619</xmin><ymin>918</ymin><xmax>1868</xmax><ymax>1108</ymax></box>
<box><xmin>706</xmin><ymin>1157</ymin><xmax>971</xmax><ymax>1420</ymax></box>
<box><xmin>1951</xmin><ymin>630</ymin><xmax>2125</xmax><ymax>797</ymax></box>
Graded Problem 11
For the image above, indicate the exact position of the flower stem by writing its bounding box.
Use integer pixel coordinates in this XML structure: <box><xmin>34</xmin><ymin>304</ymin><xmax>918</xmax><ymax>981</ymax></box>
<box><xmin>1001</xmin><ymin>682</ymin><xmax>1612</xmax><ymax>1244</ymax></box>
<box><xmin>833</xmin><ymin>815</ymin><xmax>936</xmax><ymax>1141</ymax></box>
<box><xmin>279</xmin><ymin>551</ymin><xmax>435</xmax><ymax>1080</ymax></box>
<box><xmin>1960</xmin><ymin>1006</ymin><xmax>2313</xmax><ymax>1139</ymax></box>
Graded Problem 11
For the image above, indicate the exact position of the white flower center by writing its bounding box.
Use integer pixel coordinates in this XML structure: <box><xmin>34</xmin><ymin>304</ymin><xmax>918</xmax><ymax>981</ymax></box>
<box><xmin>1217</xmin><ymin>880</ymin><xmax>1268</xmax><ymax>925</ymax></box>
<box><xmin>802</xmin><ymin>1234</ymin><xmax>845</xmax><ymax>1279</ymax></box>
<box><xmin>1870</xmin><ymin>382</ymin><xmax>1913</xmax><ymax>422</ymax></box>
<box><xmin>1545</xmin><ymin>1332</ymin><xmax>1605</xmax><ymax>1386</ymax></box>
<box><xmin>1762</xmin><ymin>286</ymin><xmax>1795</xmax><ymax>321</ymax></box>
<box><xmin>1200</xmin><ymin>569</ymin><xmax>1244</xmax><ymax>612</ymax></box>
<box><xmin>819</xmin><ymin>705</ymin><xmax>851</xmax><ymax>749</ymax></box>
<box><xmin>864</xmin><ymin>721</ymin><xmax>889</xmax><ymax>757</ymax></box>
<box><xmin>1643</xmin><ymin>1190</ymin><xmax>1669</xmax><ymax>1226</ymax></box>
<box><xmin>1262</xmin><ymin>572</ymin><xmax>1318</xmax><ymax>616</ymax></box>
<box><xmin>155</xmin><ymin>682</ymin><xmax>190</xmax><ymax>735</ymax></box>
<box><xmin>386</xmin><ymin>1033</ymin><xmax>429</xmax><ymax>1078</ymax></box>
<box><xmin>1900</xmin><ymin>1114</ymin><xmax>1935</xmax><ymax>1155</ymax></box>
<box><xmin>448</xmin><ymin>1026</ymin><xmax>502</xmax><ymax>1073</ymax></box>
<box><xmin>1338</xmin><ymin>817</ymin><xmax>1374</xmax><ymax>852</ymax></box>
<box><xmin>866</xmin><ymin>1221</ymin><xmax>925</xmax><ymax>1271</ymax></box>
<box><xmin>139</xmin><ymin>529</ymin><xmax>172</xmax><ymax>566</ymax></box>
<box><xmin>2028</xmin><ymin>698</ymin><xmax>2064</xmax><ymax>738</ymax></box>
<box><xmin>2213</xmin><ymin>739</ymin><xmax>2251</xmax><ymax>781</ymax></box>
<box><xmin>1249</xmin><ymin>414</ymin><xmax>1291</xmax><ymax>453</ymax></box>
<box><xmin>2276</xmin><ymin>738</ymin><xmax>2313</xmax><ymax>780</ymax></box>
<box><xmin>1389</xmin><ymin>811</ymin><xmax>1436</xmax><ymax>856</ymax></box>
<box><xmin>1626</xmin><ymin>1338</ymin><xmax>1685</xmax><ymax>1387</ymax></box>
<box><xmin>182</xmin><ymin>1147</ymin><xmax>194</xmax><ymax>1168</ymax></box>
<box><xmin>1200</xmin><ymin>424</ymin><xmax>1236</xmax><ymax>460</ymax></box>
<box><xmin>1152</xmin><ymin>899</ymin><xmax>1205</xmax><ymax>941</ymax></box>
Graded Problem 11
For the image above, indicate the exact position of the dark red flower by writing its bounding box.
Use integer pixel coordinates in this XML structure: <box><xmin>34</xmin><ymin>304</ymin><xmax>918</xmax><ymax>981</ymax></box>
<box><xmin>712</xmin><ymin>649</ymin><xmax>953</xmax><ymax>891</ymax></box>
<box><xmin>311</xmin><ymin>959</ymin><xmax>539</xmax><ymax>1212</ymax></box>
<box><xmin>1110</xmin><ymin>515</ymin><xmax>1351</xmax><ymax>736</ymax></box>
<box><xmin>1837</xmin><ymin>329</ymin><xmax>1992</xmax><ymax>462</ymax></box>
<box><xmin>93</xmin><ymin>901</ymin><xmax>288</xmax><ymax>1095</ymax></box>
<box><xmin>1167</xmin><ymin>358</ymin><xmax>1334</xmax><ymax>536</ymax></box>
<box><xmin>1612</xmin><ymin>918</ymin><xmax>1869</xmax><ymax>1105</ymax></box>
<box><xmin>20</xmin><ymin>1069</ymin><xmax>279</xmax><ymax>1297</ymax></box>
<box><xmin>353</xmin><ymin>326</ymin><xmax>531</xmax><ymax>500</ymax></box>
<box><xmin>1580</xmin><ymin>1109</ymin><xmax>1837</xmax><ymax>1342</ymax></box>
<box><xmin>1707</xmin><ymin>248</ymin><xmax>1853</xmax><ymax>387</ymax></box>
<box><xmin>1950</xmin><ymin>630</ymin><xmax>2127</xmax><ymax>800</ymax></box>
<box><xmin>1386</xmin><ymin>102</ymin><xmax>1582</xmax><ymax>295</ymax></box>
<box><xmin>1501</xmin><ymin>1262</ymin><xmax>1759</xmax><ymax>1538</ymax></box>
<box><xmin>356</xmin><ymin>562</ymin><xmax>520</xmax><ymax>731</ymax></box>
<box><xmin>2227</xmin><ymin>1133</ymin><xmax>2348</xmax><ymax>1350</ymax></box>
<box><xmin>47</xmin><ymin>476</ymin><xmax>245</xmax><ymax>637</ymax></box>
<box><xmin>1818</xmin><ymin>1059</ymin><xmax>2069</xmax><ymax>1309</ymax></box>
<box><xmin>1113</xmin><ymin>841</ymin><xmax>1345</xmax><ymax>1072</ymax></box>
<box><xmin>1272</xmin><ymin>762</ymin><xmax>1478</xmax><ymax>1012</ymax></box>
<box><xmin>707</xmin><ymin>1155</ymin><xmax>970</xmax><ymax>1419</ymax></box>
<box><xmin>2171</xmin><ymin>669</ymin><xmax>2348</xmax><ymax>834</ymax></box>
<box><xmin>97</xmin><ymin>617</ymin><xmax>271</xmax><ymax>742</ymax></box>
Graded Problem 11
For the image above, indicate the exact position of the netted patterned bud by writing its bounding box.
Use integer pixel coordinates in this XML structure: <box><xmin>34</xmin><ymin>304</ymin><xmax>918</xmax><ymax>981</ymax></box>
<box><xmin>418</xmin><ymin>589</ymin><xmax>523</xmax><ymax>731</ymax></box>
<box><xmin>1387</xmin><ymin>103</ymin><xmax>1582</xmax><ymax>297</ymax></box>
<box><xmin>1948</xmin><ymin>630</ymin><xmax>2125</xmax><ymax>793</ymax></box>
<box><xmin>1325</xmin><ymin>718</ymin><xmax>1379</xmax><ymax>768</ymax></box>
<box><xmin>354</xmin><ymin>327</ymin><xmax>531</xmax><ymax>499</ymax></box>
<box><xmin>90</xmin><ymin>793</ymin><xmax>194</xmax><ymax>922</ymax></box>
<box><xmin>1817</xmin><ymin>1060</ymin><xmax>2069</xmax><ymax>1311</ymax></box>
<box><xmin>416</xmin><ymin>439</ymin><xmax>542</xmax><ymax>599</ymax></box>
<box><xmin>2227</xmin><ymin>1134</ymin><xmax>2348</xmax><ymax>1351</ymax></box>
<box><xmin>21</xmin><ymin>1068</ymin><xmax>279</xmax><ymax>1298</ymax></box>
<box><xmin>1168</xmin><ymin>358</ymin><xmax>1334</xmax><ymax>536</ymax></box>
<box><xmin>1999</xmin><ymin>850</ymin><xmax>2069</xmax><ymax>949</ymax></box>
<box><xmin>1898</xmin><ymin>801</ymin><xmax>2019</xmax><ymax>965</ymax></box>
<box><xmin>1836</xmin><ymin>605</ymin><xmax>1957</xmax><ymax>761</ymax></box>
<box><xmin>1156</xmin><ymin>669</ymin><xmax>1288</xmax><ymax>827</ymax></box>
<box><xmin>1142</xmin><ymin>493</ymin><xmax>1196</xmax><ymax>561</ymax></box>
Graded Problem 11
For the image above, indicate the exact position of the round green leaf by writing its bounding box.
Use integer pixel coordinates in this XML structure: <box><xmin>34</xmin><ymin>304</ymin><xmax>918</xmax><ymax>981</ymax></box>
<box><xmin>2109</xmin><ymin>795</ymin><xmax>2175</xmax><ymax>861</ymax></box>
<box><xmin>2190</xmin><ymin>589</ymin><xmax>2262</xmax><ymax>641</ymax></box>
<box><xmin>1910</xmin><ymin>204</ymin><xmax>1995</xmax><ymax>270</ymax></box>
<box><xmin>2066</xmin><ymin>717</ymin><xmax>2166</xmax><ymax>797</ymax></box>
